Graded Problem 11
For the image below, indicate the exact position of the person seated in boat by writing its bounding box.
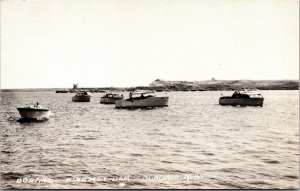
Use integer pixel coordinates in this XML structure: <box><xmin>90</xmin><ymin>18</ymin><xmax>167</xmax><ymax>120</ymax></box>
<box><xmin>141</xmin><ymin>93</ymin><xmax>144</xmax><ymax>98</ymax></box>
<box><xmin>35</xmin><ymin>102</ymin><xmax>41</xmax><ymax>108</ymax></box>
<box><xmin>232</xmin><ymin>91</ymin><xmax>240</xmax><ymax>98</ymax></box>
<box><xmin>129</xmin><ymin>92</ymin><xmax>133</xmax><ymax>101</ymax></box>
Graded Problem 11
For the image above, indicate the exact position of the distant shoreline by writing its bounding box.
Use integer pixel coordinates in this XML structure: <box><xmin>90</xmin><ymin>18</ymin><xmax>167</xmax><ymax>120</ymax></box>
<box><xmin>1</xmin><ymin>79</ymin><xmax>299</xmax><ymax>92</ymax></box>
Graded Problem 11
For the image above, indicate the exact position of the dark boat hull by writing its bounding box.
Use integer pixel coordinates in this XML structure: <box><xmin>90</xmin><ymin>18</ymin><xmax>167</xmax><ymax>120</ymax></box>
<box><xmin>219</xmin><ymin>97</ymin><xmax>264</xmax><ymax>106</ymax></box>
<box><xmin>56</xmin><ymin>89</ymin><xmax>70</xmax><ymax>93</ymax></box>
<box><xmin>72</xmin><ymin>95</ymin><xmax>91</xmax><ymax>102</ymax></box>
<box><xmin>100</xmin><ymin>97</ymin><xmax>123</xmax><ymax>104</ymax></box>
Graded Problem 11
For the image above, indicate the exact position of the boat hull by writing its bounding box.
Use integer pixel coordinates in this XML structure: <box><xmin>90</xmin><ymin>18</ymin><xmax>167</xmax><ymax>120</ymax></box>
<box><xmin>219</xmin><ymin>97</ymin><xmax>264</xmax><ymax>106</ymax></box>
<box><xmin>72</xmin><ymin>95</ymin><xmax>91</xmax><ymax>102</ymax></box>
<box><xmin>56</xmin><ymin>90</ymin><xmax>69</xmax><ymax>93</ymax></box>
<box><xmin>115</xmin><ymin>97</ymin><xmax>169</xmax><ymax>108</ymax></box>
<box><xmin>17</xmin><ymin>108</ymin><xmax>51</xmax><ymax>120</ymax></box>
<box><xmin>100</xmin><ymin>97</ymin><xmax>122</xmax><ymax>104</ymax></box>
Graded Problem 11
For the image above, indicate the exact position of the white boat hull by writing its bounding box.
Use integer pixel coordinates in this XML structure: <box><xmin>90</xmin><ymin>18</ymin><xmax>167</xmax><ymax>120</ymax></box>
<box><xmin>115</xmin><ymin>97</ymin><xmax>169</xmax><ymax>108</ymax></box>
<box><xmin>17</xmin><ymin>108</ymin><xmax>51</xmax><ymax>120</ymax></box>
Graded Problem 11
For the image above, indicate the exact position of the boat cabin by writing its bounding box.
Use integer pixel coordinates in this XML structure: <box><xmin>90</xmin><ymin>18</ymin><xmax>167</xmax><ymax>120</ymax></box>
<box><xmin>232</xmin><ymin>90</ymin><xmax>250</xmax><ymax>98</ymax></box>
<box><xmin>75</xmin><ymin>91</ymin><xmax>91</xmax><ymax>96</ymax></box>
<box><xmin>102</xmin><ymin>93</ymin><xmax>123</xmax><ymax>98</ymax></box>
<box><xmin>220</xmin><ymin>90</ymin><xmax>263</xmax><ymax>100</ymax></box>
<box><xmin>129</xmin><ymin>91</ymin><xmax>155</xmax><ymax>100</ymax></box>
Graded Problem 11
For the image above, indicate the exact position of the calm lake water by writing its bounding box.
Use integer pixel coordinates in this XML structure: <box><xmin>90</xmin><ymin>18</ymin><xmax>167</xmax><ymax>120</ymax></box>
<box><xmin>0</xmin><ymin>90</ymin><xmax>299</xmax><ymax>189</ymax></box>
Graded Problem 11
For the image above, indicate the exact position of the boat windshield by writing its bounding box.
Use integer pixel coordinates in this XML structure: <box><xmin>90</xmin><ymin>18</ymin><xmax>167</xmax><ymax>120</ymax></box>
<box><xmin>105</xmin><ymin>94</ymin><xmax>121</xmax><ymax>98</ymax></box>
<box><xmin>248</xmin><ymin>93</ymin><xmax>263</xmax><ymax>98</ymax></box>
<box><xmin>76</xmin><ymin>92</ymin><xmax>91</xmax><ymax>96</ymax></box>
<box><xmin>232</xmin><ymin>90</ymin><xmax>263</xmax><ymax>98</ymax></box>
<box><xmin>131</xmin><ymin>91</ymin><xmax>155</xmax><ymax>98</ymax></box>
<box><xmin>26</xmin><ymin>103</ymin><xmax>43</xmax><ymax>108</ymax></box>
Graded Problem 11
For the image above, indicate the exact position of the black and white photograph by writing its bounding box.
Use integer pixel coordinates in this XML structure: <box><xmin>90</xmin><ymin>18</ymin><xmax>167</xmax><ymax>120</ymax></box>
<box><xmin>0</xmin><ymin>0</ymin><xmax>299</xmax><ymax>189</ymax></box>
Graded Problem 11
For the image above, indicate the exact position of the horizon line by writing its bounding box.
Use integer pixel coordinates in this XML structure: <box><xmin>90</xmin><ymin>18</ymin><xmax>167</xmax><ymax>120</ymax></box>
<box><xmin>1</xmin><ymin>78</ymin><xmax>299</xmax><ymax>90</ymax></box>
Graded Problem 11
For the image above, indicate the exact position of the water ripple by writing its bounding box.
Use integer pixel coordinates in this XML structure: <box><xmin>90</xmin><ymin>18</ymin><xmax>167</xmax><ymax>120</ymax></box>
<box><xmin>0</xmin><ymin>91</ymin><xmax>298</xmax><ymax>189</ymax></box>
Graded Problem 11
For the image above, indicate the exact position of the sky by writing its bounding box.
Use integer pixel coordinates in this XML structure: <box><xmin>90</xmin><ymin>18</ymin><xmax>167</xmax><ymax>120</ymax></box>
<box><xmin>1</xmin><ymin>0</ymin><xmax>299</xmax><ymax>89</ymax></box>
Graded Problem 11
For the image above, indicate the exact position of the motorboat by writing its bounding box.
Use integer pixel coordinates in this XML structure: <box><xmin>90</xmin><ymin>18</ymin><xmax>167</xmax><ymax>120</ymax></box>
<box><xmin>17</xmin><ymin>103</ymin><xmax>51</xmax><ymax>121</ymax></box>
<box><xmin>72</xmin><ymin>91</ymin><xmax>92</xmax><ymax>102</ymax></box>
<box><xmin>100</xmin><ymin>93</ymin><xmax>123</xmax><ymax>104</ymax></box>
<box><xmin>115</xmin><ymin>91</ymin><xmax>169</xmax><ymax>109</ymax></box>
<box><xmin>55</xmin><ymin>89</ymin><xmax>69</xmax><ymax>93</ymax></box>
<box><xmin>219</xmin><ymin>90</ymin><xmax>264</xmax><ymax>106</ymax></box>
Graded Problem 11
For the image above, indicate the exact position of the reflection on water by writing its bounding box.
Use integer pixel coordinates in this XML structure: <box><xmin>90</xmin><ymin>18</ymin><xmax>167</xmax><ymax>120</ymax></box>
<box><xmin>0</xmin><ymin>91</ymin><xmax>299</xmax><ymax>189</ymax></box>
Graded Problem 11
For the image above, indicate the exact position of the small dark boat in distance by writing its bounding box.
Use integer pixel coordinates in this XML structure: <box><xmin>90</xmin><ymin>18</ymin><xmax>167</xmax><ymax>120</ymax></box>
<box><xmin>72</xmin><ymin>91</ymin><xmax>92</xmax><ymax>102</ymax></box>
<box><xmin>219</xmin><ymin>90</ymin><xmax>264</xmax><ymax>107</ymax></box>
<box><xmin>56</xmin><ymin>89</ymin><xmax>69</xmax><ymax>93</ymax></box>
<box><xmin>100</xmin><ymin>93</ymin><xmax>123</xmax><ymax>104</ymax></box>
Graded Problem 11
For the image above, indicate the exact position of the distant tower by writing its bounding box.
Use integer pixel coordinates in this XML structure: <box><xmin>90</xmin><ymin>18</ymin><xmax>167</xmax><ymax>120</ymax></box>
<box><xmin>73</xmin><ymin>83</ymin><xmax>78</xmax><ymax>89</ymax></box>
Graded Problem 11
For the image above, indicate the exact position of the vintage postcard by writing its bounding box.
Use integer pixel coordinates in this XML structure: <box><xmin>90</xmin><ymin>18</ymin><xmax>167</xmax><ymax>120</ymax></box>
<box><xmin>0</xmin><ymin>0</ymin><xmax>299</xmax><ymax>189</ymax></box>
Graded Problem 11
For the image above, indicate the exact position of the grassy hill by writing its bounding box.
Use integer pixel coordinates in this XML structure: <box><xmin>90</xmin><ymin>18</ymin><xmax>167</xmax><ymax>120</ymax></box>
<box><xmin>149</xmin><ymin>79</ymin><xmax>299</xmax><ymax>91</ymax></box>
